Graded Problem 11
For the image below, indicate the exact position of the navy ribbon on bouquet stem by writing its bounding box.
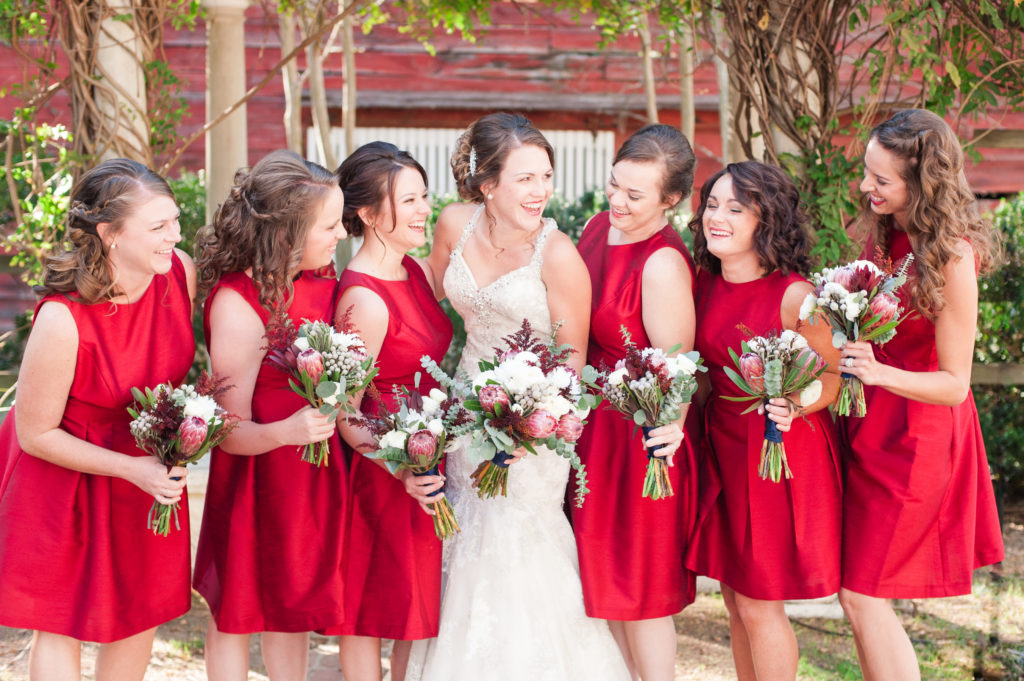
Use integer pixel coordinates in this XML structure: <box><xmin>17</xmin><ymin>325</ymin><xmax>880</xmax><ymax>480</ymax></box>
<box><xmin>413</xmin><ymin>465</ymin><xmax>444</xmax><ymax>498</ymax></box>
<box><xmin>763</xmin><ymin>415</ymin><xmax>784</xmax><ymax>443</ymax></box>
<box><xmin>641</xmin><ymin>425</ymin><xmax>666</xmax><ymax>460</ymax></box>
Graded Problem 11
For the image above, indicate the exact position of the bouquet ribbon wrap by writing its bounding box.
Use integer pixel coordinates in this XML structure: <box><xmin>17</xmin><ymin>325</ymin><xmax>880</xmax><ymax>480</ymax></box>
<box><xmin>640</xmin><ymin>425</ymin><xmax>667</xmax><ymax>460</ymax></box>
<box><xmin>413</xmin><ymin>465</ymin><xmax>443</xmax><ymax>497</ymax></box>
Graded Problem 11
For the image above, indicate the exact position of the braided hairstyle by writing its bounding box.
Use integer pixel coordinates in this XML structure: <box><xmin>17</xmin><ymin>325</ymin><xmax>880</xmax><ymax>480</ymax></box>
<box><xmin>37</xmin><ymin>158</ymin><xmax>175</xmax><ymax>303</ymax></box>
<box><xmin>336</xmin><ymin>141</ymin><xmax>427</xmax><ymax>238</ymax></box>
<box><xmin>450</xmin><ymin>112</ymin><xmax>554</xmax><ymax>202</ymax></box>
<box><xmin>613</xmin><ymin>124</ymin><xmax>696</xmax><ymax>207</ymax></box>
<box><xmin>194</xmin><ymin>150</ymin><xmax>339</xmax><ymax>310</ymax></box>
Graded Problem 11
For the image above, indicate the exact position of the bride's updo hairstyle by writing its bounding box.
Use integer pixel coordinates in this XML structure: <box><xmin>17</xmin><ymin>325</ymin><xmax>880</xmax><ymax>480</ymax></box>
<box><xmin>195</xmin><ymin>149</ymin><xmax>338</xmax><ymax>311</ymax></box>
<box><xmin>861</xmin><ymin>109</ymin><xmax>998</xmax><ymax>318</ymax></box>
<box><xmin>613</xmin><ymin>123</ymin><xmax>696</xmax><ymax>207</ymax></box>
<box><xmin>451</xmin><ymin>112</ymin><xmax>554</xmax><ymax>202</ymax></box>
<box><xmin>337</xmin><ymin>141</ymin><xmax>428</xmax><ymax>238</ymax></box>
<box><xmin>38</xmin><ymin>158</ymin><xmax>175</xmax><ymax>303</ymax></box>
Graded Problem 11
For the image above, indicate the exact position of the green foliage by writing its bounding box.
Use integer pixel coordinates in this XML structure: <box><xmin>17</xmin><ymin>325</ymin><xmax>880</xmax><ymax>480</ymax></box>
<box><xmin>546</xmin><ymin>189</ymin><xmax>608</xmax><ymax>243</ymax></box>
<box><xmin>146</xmin><ymin>60</ymin><xmax>191</xmax><ymax>156</ymax></box>
<box><xmin>0</xmin><ymin>0</ymin><xmax>48</xmax><ymax>43</ymax></box>
<box><xmin>168</xmin><ymin>170</ymin><xmax>207</xmax><ymax>252</ymax></box>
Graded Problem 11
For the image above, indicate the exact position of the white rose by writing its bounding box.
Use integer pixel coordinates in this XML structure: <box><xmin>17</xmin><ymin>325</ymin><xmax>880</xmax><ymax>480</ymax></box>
<box><xmin>779</xmin><ymin>330</ymin><xmax>797</xmax><ymax>345</ymax></box>
<box><xmin>379</xmin><ymin>430</ymin><xmax>408</xmax><ymax>450</ymax></box>
<box><xmin>420</xmin><ymin>395</ymin><xmax>440</xmax><ymax>416</ymax></box>
<box><xmin>547</xmin><ymin>366</ymin><xmax>573</xmax><ymax>390</ymax></box>
<box><xmin>798</xmin><ymin>292</ymin><xmax>817</xmax><ymax>320</ymax></box>
<box><xmin>293</xmin><ymin>336</ymin><xmax>310</xmax><ymax>352</ymax></box>
<box><xmin>183</xmin><ymin>395</ymin><xmax>218</xmax><ymax>422</ymax></box>
<box><xmin>607</xmin><ymin>367</ymin><xmax>628</xmax><ymax>386</ymax></box>
<box><xmin>427</xmin><ymin>419</ymin><xmax>444</xmax><ymax>436</ymax></box>
<box><xmin>473</xmin><ymin>370</ymin><xmax>497</xmax><ymax>390</ymax></box>
<box><xmin>790</xmin><ymin>333</ymin><xmax>809</xmax><ymax>350</ymax></box>
<box><xmin>799</xmin><ymin>379</ymin><xmax>823</xmax><ymax>406</ymax></box>
<box><xmin>512</xmin><ymin>351</ymin><xmax>540</xmax><ymax>366</ymax></box>
<box><xmin>428</xmin><ymin>388</ymin><xmax>447</xmax><ymax>403</ymax></box>
<box><xmin>536</xmin><ymin>395</ymin><xmax>573</xmax><ymax>418</ymax></box>
<box><xmin>332</xmin><ymin>331</ymin><xmax>361</xmax><ymax>349</ymax></box>
<box><xmin>669</xmin><ymin>354</ymin><xmax>698</xmax><ymax>375</ymax></box>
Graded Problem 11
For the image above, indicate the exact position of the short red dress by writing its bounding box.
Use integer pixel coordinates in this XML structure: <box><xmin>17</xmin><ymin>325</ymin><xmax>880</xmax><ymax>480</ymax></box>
<box><xmin>193</xmin><ymin>267</ymin><xmax>347</xmax><ymax>633</ymax></box>
<box><xmin>0</xmin><ymin>253</ymin><xmax>194</xmax><ymax>642</ymax></box>
<box><xmin>686</xmin><ymin>269</ymin><xmax>842</xmax><ymax>600</ymax></box>
<box><xmin>329</xmin><ymin>256</ymin><xmax>452</xmax><ymax>640</ymax></box>
<box><xmin>571</xmin><ymin>213</ymin><xmax>700</xmax><ymax>619</ymax></box>
<box><xmin>842</xmin><ymin>227</ymin><xmax>1004</xmax><ymax>598</ymax></box>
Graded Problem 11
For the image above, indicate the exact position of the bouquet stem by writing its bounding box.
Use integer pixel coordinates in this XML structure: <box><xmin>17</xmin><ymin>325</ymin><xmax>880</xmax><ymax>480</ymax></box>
<box><xmin>834</xmin><ymin>373</ymin><xmax>866</xmax><ymax>418</ymax></box>
<box><xmin>147</xmin><ymin>500</ymin><xmax>181</xmax><ymax>537</ymax></box>
<box><xmin>640</xmin><ymin>425</ymin><xmax>674</xmax><ymax>500</ymax></box>
<box><xmin>301</xmin><ymin>438</ymin><xmax>331</xmax><ymax>467</ymax></box>
<box><xmin>470</xmin><ymin>450</ymin><xmax>513</xmax><ymax>499</ymax></box>
<box><xmin>414</xmin><ymin>466</ymin><xmax>461</xmax><ymax>539</ymax></box>
<box><xmin>758</xmin><ymin>415</ymin><xmax>792</xmax><ymax>483</ymax></box>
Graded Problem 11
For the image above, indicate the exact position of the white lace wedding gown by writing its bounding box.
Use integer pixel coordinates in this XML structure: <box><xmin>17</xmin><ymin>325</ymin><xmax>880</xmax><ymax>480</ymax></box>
<box><xmin>406</xmin><ymin>207</ymin><xmax>630</xmax><ymax>681</ymax></box>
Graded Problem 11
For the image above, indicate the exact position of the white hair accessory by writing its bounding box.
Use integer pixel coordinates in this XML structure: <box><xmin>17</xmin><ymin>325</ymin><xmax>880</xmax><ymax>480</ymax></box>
<box><xmin>469</xmin><ymin>147</ymin><xmax>477</xmax><ymax>177</ymax></box>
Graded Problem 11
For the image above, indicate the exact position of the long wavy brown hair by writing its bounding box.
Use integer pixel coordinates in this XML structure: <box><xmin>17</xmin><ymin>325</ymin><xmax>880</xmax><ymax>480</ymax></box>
<box><xmin>194</xmin><ymin>150</ymin><xmax>339</xmax><ymax>311</ymax></box>
<box><xmin>37</xmin><ymin>158</ymin><xmax>175</xmax><ymax>303</ymax></box>
<box><xmin>861</xmin><ymin>109</ymin><xmax>999</xmax><ymax>318</ymax></box>
<box><xmin>689</xmin><ymin>161</ymin><xmax>812</xmax><ymax>277</ymax></box>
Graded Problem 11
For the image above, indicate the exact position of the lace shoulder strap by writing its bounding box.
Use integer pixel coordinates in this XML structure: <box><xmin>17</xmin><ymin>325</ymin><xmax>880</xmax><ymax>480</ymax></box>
<box><xmin>529</xmin><ymin>219</ymin><xmax>559</xmax><ymax>267</ymax></box>
<box><xmin>452</xmin><ymin>204</ymin><xmax>484</xmax><ymax>255</ymax></box>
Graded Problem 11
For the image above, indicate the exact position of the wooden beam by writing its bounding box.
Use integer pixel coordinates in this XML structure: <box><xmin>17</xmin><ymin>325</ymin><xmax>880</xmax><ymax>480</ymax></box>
<box><xmin>973</xmin><ymin>129</ymin><xmax>1024</xmax><ymax>149</ymax></box>
<box><xmin>972</xmin><ymin>362</ymin><xmax>1024</xmax><ymax>386</ymax></box>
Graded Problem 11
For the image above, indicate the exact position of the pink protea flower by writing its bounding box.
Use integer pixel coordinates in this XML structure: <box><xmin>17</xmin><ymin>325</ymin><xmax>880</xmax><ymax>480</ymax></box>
<box><xmin>555</xmin><ymin>413</ymin><xmax>584</xmax><ymax>442</ymax></box>
<box><xmin>739</xmin><ymin>353</ymin><xmax>766</xmax><ymax>393</ymax></box>
<box><xmin>296</xmin><ymin>348</ymin><xmax>325</xmax><ymax>383</ymax></box>
<box><xmin>866</xmin><ymin>292</ymin><xmax>899</xmax><ymax>329</ymax></box>
<box><xmin>479</xmin><ymin>385</ymin><xmax>511</xmax><ymax>414</ymax></box>
<box><xmin>178</xmin><ymin>416</ymin><xmax>209</xmax><ymax>458</ymax></box>
<box><xmin>522</xmin><ymin>410</ymin><xmax>558</xmax><ymax>439</ymax></box>
<box><xmin>794</xmin><ymin>347</ymin><xmax>827</xmax><ymax>375</ymax></box>
<box><xmin>831</xmin><ymin>266</ymin><xmax>856</xmax><ymax>290</ymax></box>
<box><xmin>407</xmin><ymin>429</ymin><xmax>438</xmax><ymax>467</ymax></box>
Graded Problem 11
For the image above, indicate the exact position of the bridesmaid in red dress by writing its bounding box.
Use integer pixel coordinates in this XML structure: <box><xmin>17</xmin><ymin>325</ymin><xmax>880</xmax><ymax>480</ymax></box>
<box><xmin>0</xmin><ymin>159</ymin><xmax>195</xmax><ymax>679</ymax></box>
<box><xmin>685</xmin><ymin>161</ymin><xmax>842</xmax><ymax>681</ymax></box>
<box><xmin>192</xmin><ymin>150</ymin><xmax>347</xmax><ymax>680</ymax></box>
<box><xmin>571</xmin><ymin>124</ymin><xmax>698</xmax><ymax>681</ymax></box>
<box><xmin>837</xmin><ymin>109</ymin><xmax>1003</xmax><ymax>681</ymax></box>
<box><xmin>328</xmin><ymin>142</ymin><xmax>452</xmax><ymax>681</ymax></box>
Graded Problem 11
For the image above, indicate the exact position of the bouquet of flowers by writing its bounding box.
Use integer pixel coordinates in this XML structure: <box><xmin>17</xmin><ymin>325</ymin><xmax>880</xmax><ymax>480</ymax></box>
<box><xmin>799</xmin><ymin>255</ymin><xmax>913</xmax><ymax>417</ymax></box>
<box><xmin>723</xmin><ymin>330</ymin><xmax>827</xmax><ymax>482</ymax></box>
<box><xmin>361</xmin><ymin>385</ymin><xmax>475</xmax><ymax>539</ymax></box>
<box><xmin>128</xmin><ymin>373</ymin><xmax>237</xmax><ymax>536</ymax></box>
<box><xmin>265</xmin><ymin>311</ymin><xmax>377</xmax><ymax>466</ymax></box>
<box><xmin>423</xmin><ymin>319</ymin><xmax>595</xmax><ymax>507</ymax></box>
<box><xmin>584</xmin><ymin>327</ymin><xmax>704</xmax><ymax>500</ymax></box>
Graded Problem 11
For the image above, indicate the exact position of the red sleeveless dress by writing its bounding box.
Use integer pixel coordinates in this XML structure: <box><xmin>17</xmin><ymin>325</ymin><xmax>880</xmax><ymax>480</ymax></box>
<box><xmin>193</xmin><ymin>267</ymin><xmax>347</xmax><ymax>633</ymax></box>
<box><xmin>841</xmin><ymin>228</ymin><xmax>1004</xmax><ymax>597</ymax></box>
<box><xmin>329</xmin><ymin>256</ymin><xmax>452</xmax><ymax>640</ymax></box>
<box><xmin>570</xmin><ymin>213</ymin><xmax>699</xmax><ymax>619</ymax></box>
<box><xmin>0</xmin><ymin>254</ymin><xmax>194</xmax><ymax>642</ymax></box>
<box><xmin>686</xmin><ymin>269</ymin><xmax>842</xmax><ymax>600</ymax></box>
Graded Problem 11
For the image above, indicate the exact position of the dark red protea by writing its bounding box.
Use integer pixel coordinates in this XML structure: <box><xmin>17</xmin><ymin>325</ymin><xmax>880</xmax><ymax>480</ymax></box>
<box><xmin>865</xmin><ymin>292</ymin><xmax>899</xmax><ymax>330</ymax></box>
<box><xmin>407</xmin><ymin>429</ymin><xmax>439</xmax><ymax>468</ymax></box>
<box><xmin>178</xmin><ymin>416</ymin><xmax>209</xmax><ymax>458</ymax></box>
<box><xmin>555</xmin><ymin>412</ymin><xmax>584</xmax><ymax>442</ymax></box>
<box><xmin>847</xmin><ymin>263</ymin><xmax>885</xmax><ymax>293</ymax></box>
<box><xmin>739</xmin><ymin>353</ymin><xmax>766</xmax><ymax>393</ymax></box>
<box><xmin>522</xmin><ymin>410</ymin><xmax>558</xmax><ymax>439</ymax></box>
<box><xmin>296</xmin><ymin>348</ymin><xmax>325</xmax><ymax>383</ymax></box>
<box><xmin>479</xmin><ymin>385</ymin><xmax>511</xmax><ymax>414</ymax></box>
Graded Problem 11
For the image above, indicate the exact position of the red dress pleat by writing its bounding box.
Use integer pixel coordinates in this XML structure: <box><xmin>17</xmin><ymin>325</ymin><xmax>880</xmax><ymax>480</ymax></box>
<box><xmin>570</xmin><ymin>212</ymin><xmax>699</xmax><ymax>620</ymax></box>
<box><xmin>328</xmin><ymin>256</ymin><xmax>453</xmax><ymax>640</ymax></box>
<box><xmin>193</xmin><ymin>267</ymin><xmax>348</xmax><ymax>633</ymax></box>
<box><xmin>686</xmin><ymin>269</ymin><xmax>842</xmax><ymax>600</ymax></box>
<box><xmin>841</xmin><ymin>228</ymin><xmax>1004</xmax><ymax>597</ymax></box>
<box><xmin>0</xmin><ymin>254</ymin><xmax>195</xmax><ymax>642</ymax></box>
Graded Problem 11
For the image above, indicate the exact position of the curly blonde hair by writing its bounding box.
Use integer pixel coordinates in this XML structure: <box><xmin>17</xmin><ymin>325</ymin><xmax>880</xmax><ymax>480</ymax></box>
<box><xmin>37</xmin><ymin>158</ymin><xmax>175</xmax><ymax>303</ymax></box>
<box><xmin>194</xmin><ymin>150</ymin><xmax>338</xmax><ymax>311</ymax></box>
<box><xmin>863</xmin><ymin>109</ymin><xmax>999</xmax><ymax>318</ymax></box>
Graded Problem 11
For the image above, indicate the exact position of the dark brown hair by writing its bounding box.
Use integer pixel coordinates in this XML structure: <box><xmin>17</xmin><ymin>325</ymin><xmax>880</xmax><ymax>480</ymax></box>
<box><xmin>451</xmin><ymin>112</ymin><xmax>554</xmax><ymax>202</ymax></box>
<box><xmin>194</xmin><ymin>150</ymin><xmax>339</xmax><ymax>310</ymax></box>
<box><xmin>689</xmin><ymin>161</ymin><xmax>812</xmax><ymax>277</ymax></box>
<box><xmin>613</xmin><ymin>124</ymin><xmax>696</xmax><ymax>206</ymax></box>
<box><xmin>37</xmin><ymin>158</ymin><xmax>175</xmax><ymax>303</ymax></box>
<box><xmin>336</xmin><ymin>141</ymin><xmax>428</xmax><ymax>238</ymax></box>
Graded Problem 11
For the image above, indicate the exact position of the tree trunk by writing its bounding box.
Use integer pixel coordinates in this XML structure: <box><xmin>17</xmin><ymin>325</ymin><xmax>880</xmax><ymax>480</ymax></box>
<box><xmin>308</xmin><ymin>35</ymin><xmax>336</xmax><ymax>170</ymax></box>
<box><xmin>678</xmin><ymin>24</ymin><xmax>695</xmax><ymax>143</ymax></box>
<box><xmin>341</xmin><ymin>3</ymin><xmax>356</xmax><ymax>157</ymax></box>
<box><xmin>280</xmin><ymin>11</ymin><xmax>303</xmax><ymax>154</ymax></box>
<box><xmin>637</xmin><ymin>8</ymin><xmax>659</xmax><ymax>124</ymax></box>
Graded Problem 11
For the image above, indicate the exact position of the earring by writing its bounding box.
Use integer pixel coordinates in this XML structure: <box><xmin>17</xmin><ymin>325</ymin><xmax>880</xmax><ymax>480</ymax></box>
<box><xmin>110</xmin><ymin>242</ymin><xmax>117</xmax><ymax>250</ymax></box>
<box><xmin>486</xmin><ymin>193</ymin><xmax>493</xmax><ymax>200</ymax></box>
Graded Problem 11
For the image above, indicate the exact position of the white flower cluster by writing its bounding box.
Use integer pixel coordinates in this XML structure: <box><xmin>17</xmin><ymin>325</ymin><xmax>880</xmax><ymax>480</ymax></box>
<box><xmin>379</xmin><ymin>388</ymin><xmax>448</xmax><ymax>452</ymax></box>
<box><xmin>322</xmin><ymin>344</ymin><xmax>368</xmax><ymax>382</ymax></box>
<box><xmin>129</xmin><ymin>411</ymin><xmax>157</xmax><ymax>440</ymax></box>
<box><xmin>473</xmin><ymin>350</ymin><xmax>580</xmax><ymax>419</ymax></box>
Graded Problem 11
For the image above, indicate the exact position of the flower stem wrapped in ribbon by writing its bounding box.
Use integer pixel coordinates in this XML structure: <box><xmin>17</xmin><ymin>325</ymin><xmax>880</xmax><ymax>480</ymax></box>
<box><xmin>799</xmin><ymin>254</ymin><xmax>913</xmax><ymax>417</ymax></box>
<box><xmin>265</xmin><ymin>310</ymin><xmax>378</xmax><ymax>467</ymax></box>
<box><xmin>128</xmin><ymin>373</ymin><xmax>238</xmax><ymax>536</ymax></box>
<box><xmin>722</xmin><ymin>331</ymin><xmax>827</xmax><ymax>483</ymax></box>
<box><xmin>582</xmin><ymin>326</ymin><xmax>704</xmax><ymax>500</ymax></box>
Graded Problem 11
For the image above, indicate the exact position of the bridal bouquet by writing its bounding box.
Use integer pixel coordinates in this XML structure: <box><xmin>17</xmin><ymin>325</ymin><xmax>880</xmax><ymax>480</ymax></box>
<box><xmin>361</xmin><ymin>386</ymin><xmax>475</xmax><ymax>539</ymax></box>
<box><xmin>799</xmin><ymin>255</ymin><xmax>913</xmax><ymax>417</ymax></box>
<box><xmin>265</xmin><ymin>311</ymin><xmax>377</xmax><ymax>467</ymax></box>
<box><xmin>423</xmin><ymin>319</ymin><xmax>594</xmax><ymax>508</ymax></box>
<box><xmin>128</xmin><ymin>373</ymin><xmax>237</xmax><ymax>536</ymax></box>
<box><xmin>723</xmin><ymin>330</ymin><xmax>826</xmax><ymax>482</ymax></box>
<box><xmin>585</xmin><ymin>327</ymin><xmax>703</xmax><ymax>500</ymax></box>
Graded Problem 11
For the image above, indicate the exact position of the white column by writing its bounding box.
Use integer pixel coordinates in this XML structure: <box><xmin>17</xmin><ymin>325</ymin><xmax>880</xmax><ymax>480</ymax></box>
<box><xmin>203</xmin><ymin>0</ymin><xmax>251</xmax><ymax>224</ymax></box>
<box><xmin>96</xmin><ymin>0</ymin><xmax>149</xmax><ymax>162</ymax></box>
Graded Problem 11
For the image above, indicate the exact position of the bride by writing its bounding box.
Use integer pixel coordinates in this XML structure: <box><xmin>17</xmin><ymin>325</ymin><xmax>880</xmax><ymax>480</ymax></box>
<box><xmin>406</xmin><ymin>113</ymin><xmax>631</xmax><ymax>681</ymax></box>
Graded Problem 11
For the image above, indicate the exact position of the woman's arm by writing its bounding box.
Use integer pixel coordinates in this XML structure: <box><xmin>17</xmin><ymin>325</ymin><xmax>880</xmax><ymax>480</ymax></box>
<box><xmin>782</xmin><ymin>281</ymin><xmax>841</xmax><ymax>415</ymax></box>
<box><xmin>427</xmin><ymin>203</ymin><xmax>473</xmax><ymax>301</ymax></box>
<box><xmin>15</xmin><ymin>301</ymin><xmax>187</xmax><ymax>504</ymax></box>
<box><xmin>542</xmin><ymin>230</ymin><xmax>591</xmax><ymax>373</ymax></box>
<box><xmin>841</xmin><ymin>241</ymin><xmax>977</xmax><ymax>406</ymax></box>
<box><xmin>208</xmin><ymin>287</ymin><xmax>336</xmax><ymax>455</ymax></box>
<box><xmin>176</xmin><ymin>247</ymin><xmax>198</xmax><ymax>314</ymax></box>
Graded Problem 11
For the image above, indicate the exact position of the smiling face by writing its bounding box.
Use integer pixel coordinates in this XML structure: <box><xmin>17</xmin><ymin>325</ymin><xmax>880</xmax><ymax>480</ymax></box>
<box><xmin>606</xmin><ymin>159</ymin><xmax>677</xmax><ymax>238</ymax></box>
<box><xmin>366</xmin><ymin>166</ymin><xmax>431</xmax><ymax>253</ymax></box>
<box><xmin>860</xmin><ymin>138</ymin><xmax>911</xmax><ymax>227</ymax></box>
<box><xmin>484</xmin><ymin>144</ymin><xmax>553</xmax><ymax>232</ymax></box>
<box><xmin>298</xmin><ymin>184</ymin><xmax>346</xmax><ymax>271</ymax></box>
<box><xmin>701</xmin><ymin>173</ymin><xmax>760</xmax><ymax>263</ymax></box>
<box><xmin>103</xmin><ymin>191</ymin><xmax>182</xmax><ymax>277</ymax></box>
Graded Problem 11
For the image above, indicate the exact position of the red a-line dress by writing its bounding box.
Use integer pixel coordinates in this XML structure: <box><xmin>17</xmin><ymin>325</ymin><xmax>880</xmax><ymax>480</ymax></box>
<box><xmin>686</xmin><ymin>269</ymin><xmax>843</xmax><ymax>600</ymax></box>
<box><xmin>570</xmin><ymin>212</ymin><xmax>699</xmax><ymax>620</ymax></box>
<box><xmin>324</xmin><ymin>256</ymin><xmax>453</xmax><ymax>640</ymax></box>
<box><xmin>841</xmin><ymin>227</ymin><xmax>1004</xmax><ymax>598</ymax></box>
<box><xmin>193</xmin><ymin>267</ymin><xmax>348</xmax><ymax>633</ymax></box>
<box><xmin>0</xmin><ymin>253</ymin><xmax>195</xmax><ymax>642</ymax></box>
